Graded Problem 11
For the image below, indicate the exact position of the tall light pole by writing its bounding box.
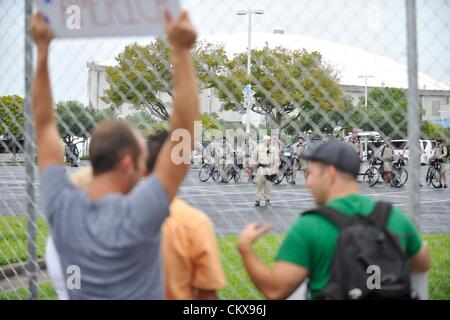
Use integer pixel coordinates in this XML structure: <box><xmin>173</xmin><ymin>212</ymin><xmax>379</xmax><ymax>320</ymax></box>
<box><xmin>358</xmin><ymin>74</ymin><xmax>374</xmax><ymax>107</ymax></box>
<box><xmin>237</xmin><ymin>9</ymin><xmax>264</xmax><ymax>133</ymax></box>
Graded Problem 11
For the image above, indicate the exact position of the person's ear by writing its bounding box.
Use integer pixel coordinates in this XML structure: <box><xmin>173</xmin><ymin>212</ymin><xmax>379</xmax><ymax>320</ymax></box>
<box><xmin>328</xmin><ymin>166</ymin><xmax>337</xmax><ymax>184</ymax></box>
<box><xmin>119</xmin><ymin>154</ymin><xmax>134</xmax><ymax>174</ymax></box>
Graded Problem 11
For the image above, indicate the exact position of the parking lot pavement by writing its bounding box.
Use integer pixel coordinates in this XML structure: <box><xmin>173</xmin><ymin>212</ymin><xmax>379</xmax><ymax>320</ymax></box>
<box><xmin>0</xmin><ymin>164</ymin><xmax>449</xmax><ymax>236</ymax></box>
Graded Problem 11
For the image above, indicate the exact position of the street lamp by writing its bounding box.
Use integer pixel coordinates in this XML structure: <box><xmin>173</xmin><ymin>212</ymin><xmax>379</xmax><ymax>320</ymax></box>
<box><xmin>237</xmin><ymin>9</ymin><xmax>264</xmax><ymax>133</ymax></box>
<box><xmin>358</xmin><ymin>74</ymin><xmax>374</xmax><ymax>108</ymax></box>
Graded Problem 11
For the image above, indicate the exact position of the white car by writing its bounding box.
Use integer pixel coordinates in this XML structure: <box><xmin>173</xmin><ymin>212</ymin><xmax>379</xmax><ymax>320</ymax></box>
<box><xmin>344</xmin><ymin>131</ymin><xmax>381</xmax><ymax>161</ymax></box>
<box><xmin>391</xmin><ymin>139</ymin><xmax>433</xmax><ymax>165</ymax></box>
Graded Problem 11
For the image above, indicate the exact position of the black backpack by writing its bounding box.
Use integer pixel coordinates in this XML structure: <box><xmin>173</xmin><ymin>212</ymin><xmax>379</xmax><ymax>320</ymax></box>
<box><xmin>302</xmin><ymin>201</ymin><xmax>416</xmax><ymax>300</ymax></box>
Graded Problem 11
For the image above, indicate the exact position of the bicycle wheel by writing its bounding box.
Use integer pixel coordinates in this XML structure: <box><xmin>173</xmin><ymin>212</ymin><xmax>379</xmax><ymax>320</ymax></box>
<box><xmin>286</xmin><ymin>170</ymin><xmax>294</xmax><ymax>184</ymax></box>
<box><xmin>221</xmin><ymin>166</ymin><xmax>233</xmax><ymax>183</ymax></box>
<box><xmin>392</xmin><ymin>167</ymin><xmax>408</xmax><ymax>188</ymax></box>
<box><xmin>233</xmin><ymin>168</ymin><xmax>241</xmax><ymax>183</ymax></box>
<box><xmin>431</xmin><ymin>169</ymin><xmax>442</xmax><ymax>188</ymax></box>
<box><xmin>199</xmin><ymin>164</ymin><xmax>212</xmax><ymax>182</ymax></box>
<box><xmin>211</xmin><ymin>167</ymin><xmax>221</xmax><ymax>182</ymax></box>
<box><xmin>363</xmin><ymin>166</ymin><xmax>380</xmax><ymax>187</ymax></box>
<box><xmin>425</xmin><ymin>167</ymin><xmax>432</xmax><ymax>186</ymax></box>
<box><xmin>273</xmin><ymin>171</ymin><xmax>285</xmax><ymax>185</ymax></box>
<box><xmin>273</xmin><ymin>165</ymin><xmax>287</xmax><ymax>185</ymax></box>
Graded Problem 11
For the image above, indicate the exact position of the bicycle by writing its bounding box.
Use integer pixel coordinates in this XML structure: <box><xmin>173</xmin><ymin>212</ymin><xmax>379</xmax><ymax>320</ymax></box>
<box><xmin>363</xmin><ymin>156</ymin><xmax>408</xmax><ymax>188</ymax></box>
<box><xmin>391</xmin><ymin>155</ymin><xmax>408</xmax><ymax>188</ymax></box>
<box><xmin>425</xmin><ymin>159</ymin><xmax>442</xmax><ymax>188</ymax></box>
<box><xmin>222</xmin><ymin>152</ymin><xmax>242</xmax><ymax>183</ymax></box>
<box><xmin>274</xmin><ymin>148</ymin><xmax>294</xmax><ymax>185</ymax></box>
<box><xmin>199</xmin><ymin>160</ymin><xmax>220</xmax><ymax>182</ymax></box>
<box><xmin>363</xmin><ymin>157</ymin><xmax>381</xmax><ymax>187</ymax></box>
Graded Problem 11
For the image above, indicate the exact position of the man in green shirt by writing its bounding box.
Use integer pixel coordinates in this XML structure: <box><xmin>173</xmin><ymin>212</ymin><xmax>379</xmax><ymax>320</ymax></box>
<box><xmin>238</xmin><ymin>141</ymin><xmax>431</xmax><ymax>300</ymax></box>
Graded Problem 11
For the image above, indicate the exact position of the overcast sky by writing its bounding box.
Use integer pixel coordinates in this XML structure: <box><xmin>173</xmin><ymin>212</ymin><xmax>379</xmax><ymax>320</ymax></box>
<box><xmin>0</xmin><ymin>0</ymin><xmax>449</xmax><ymax>105</ymax></box>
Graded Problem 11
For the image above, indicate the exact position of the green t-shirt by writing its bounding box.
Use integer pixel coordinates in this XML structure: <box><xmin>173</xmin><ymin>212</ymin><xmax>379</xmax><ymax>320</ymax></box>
<box><xmin>276</xmin><ymin>194</ymin><xmax>422</xmax><ymax>300</ymax></box>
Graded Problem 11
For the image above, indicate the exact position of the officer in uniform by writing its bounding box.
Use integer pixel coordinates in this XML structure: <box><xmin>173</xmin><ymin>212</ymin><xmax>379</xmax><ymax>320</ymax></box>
<box><xmin>376</xmin><ymin>137</ymin><xmax>395</xmax><ymax>185</ymax></box>
<box><xmin>217</xmin><ymin>136</ymin><xmax>234</xmax><ymax>183</ymax></box>
<box><xmin>241</xmin><ymin>134</ymin><xmax>257</xmax><ymax>183</ymax></box>
<box><xmin>432</xmin><ymin>138</ymin><xmax>448</xmax><ymax>188</ymax></box>
<box><xmin>292</xmin><ymin>136</ymin><xmax>308</xmax><ymax>185</ymax></box>
<box><xmin>252</xmin><ymin>136</ymin><xmax>278</xmax><ymax>207</ymax></box>
<box><xmin>346</xmin><ymin>128</ymin><xmax>363</xmax><ymax>157</ymax></box>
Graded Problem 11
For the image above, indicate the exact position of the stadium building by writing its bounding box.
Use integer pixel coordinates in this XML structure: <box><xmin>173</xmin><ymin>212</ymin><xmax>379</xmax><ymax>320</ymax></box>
<box><xmin>87</xmin><ymin>32</ymin><xmax>450</xmax><ymax>128</ymax></box>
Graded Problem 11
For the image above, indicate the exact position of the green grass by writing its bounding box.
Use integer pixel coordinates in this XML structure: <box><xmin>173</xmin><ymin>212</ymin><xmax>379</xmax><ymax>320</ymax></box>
<box><xmin>217</xmin><ymin>234</ymin><xmax>281</xmax><ymax>300</ymax></box>
<box><xmin>422</xmin><ymin>234</ymin><xmax>450</xmax><ymax>300</ymax></box>
<box><xmin>0</xmin><ymin>282</ymin><xmax>56</xmax><ymax>300</ymax></box>
<box><xmin>217</xmin><ymin>233</ymin><xmax>450</xmax><ymax>300</ymax></box>
<box><xmin>0</xmin><ymin>217</ymin><xmax>49</xmax><ymax>266</ymax></box>
<box><xmin>0</xmin><ymin>217</ymin><xmax>448</xmax><ymax>300</ymax></box>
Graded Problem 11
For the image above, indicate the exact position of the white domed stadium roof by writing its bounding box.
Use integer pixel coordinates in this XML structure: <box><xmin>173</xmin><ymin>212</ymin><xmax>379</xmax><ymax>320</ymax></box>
<box><xmin>201</xmin><ymin>33</ymin><xmax>450</xmax><ymax>91</ymax></box>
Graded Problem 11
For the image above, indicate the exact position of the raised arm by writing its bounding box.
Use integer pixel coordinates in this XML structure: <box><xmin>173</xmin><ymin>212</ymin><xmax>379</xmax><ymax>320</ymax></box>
<box><xmin>402</xmin><ymin>144</ymin><xmax>408</xmax><ymax>156</ymax></box>
<box><xmin>29</xmin><ymin>13</ymin><xmax>64</xmax><ymax>173</ymax></box>
<box><xmin>238</xmin><ymin>223</ymin><xmax>309</xmax><ymax>299</ymax></box>
<box><xmin>154</xmin><ymin>10</ymin><xmax>200</xmax><ymax>201</ymax></box>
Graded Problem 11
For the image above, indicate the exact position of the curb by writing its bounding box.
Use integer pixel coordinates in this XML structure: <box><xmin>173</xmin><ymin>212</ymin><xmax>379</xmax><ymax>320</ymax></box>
<box><xmin>0</xmin><ymin>259</ymin><xmax>46</xmax><ymax>281</ymax></box>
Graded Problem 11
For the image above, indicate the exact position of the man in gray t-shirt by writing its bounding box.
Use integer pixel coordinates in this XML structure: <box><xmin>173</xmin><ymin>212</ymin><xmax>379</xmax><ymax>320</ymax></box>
<box><xmin>30</xmin><ymin>10</ymin><xmax>199</xmax><ymax>299</ymax></box>
<box><xmin>42</xmin><ymin>167</ymin><xmax>169</xmax><ymax>299</ymax></box>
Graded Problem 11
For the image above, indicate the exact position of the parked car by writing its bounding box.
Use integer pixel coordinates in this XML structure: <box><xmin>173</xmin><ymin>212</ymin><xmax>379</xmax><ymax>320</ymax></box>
<box><xmin>391</xmin><ymin>139</ymin><xmax>433</xmax><ymax>165</ymax></box>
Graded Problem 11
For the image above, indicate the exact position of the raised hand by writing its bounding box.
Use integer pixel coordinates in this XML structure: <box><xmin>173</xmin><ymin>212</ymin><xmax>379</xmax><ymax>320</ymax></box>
<box><xmin>164</xmin><ymin>9</ymin><xmax>197</xmax><ymax>50</ymax></box>
<box><xmin>238</xmin><ymin>223</ymin><xmax>273</xmax><ymax>252</ymax></box>
<box><xmin>29</xmin><ymin>12</ymin><xmax>53</xmax><ymax>49</ymax></box>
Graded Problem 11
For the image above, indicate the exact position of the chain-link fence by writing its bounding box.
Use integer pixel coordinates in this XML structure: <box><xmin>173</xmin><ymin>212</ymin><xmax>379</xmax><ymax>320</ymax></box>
<box><xmin>0</xmin><ymin>0</ymin><xmax>449</xmax><ymax>300</ymax></box>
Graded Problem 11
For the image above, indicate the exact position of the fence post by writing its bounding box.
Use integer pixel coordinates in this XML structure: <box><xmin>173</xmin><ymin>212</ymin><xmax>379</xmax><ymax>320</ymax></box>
<box><xmin>24</xmin><ymin>0</ymin><xmax>38</xmax><ymax>300</ymax></box>
<box><xmin>406</xmin><ymin>0</ymin><xmax>421</xmax><ymax>229</ymax></box>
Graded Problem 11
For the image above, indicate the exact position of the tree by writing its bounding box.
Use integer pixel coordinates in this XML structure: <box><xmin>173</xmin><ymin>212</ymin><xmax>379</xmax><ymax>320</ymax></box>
<box><xmin>214</xmin><ymin>46</ymin><xmax>345</xmax><ymax>134</ymax></box>
<box><xmin>353</xmin><ymin>87</ymin><xmax>408</xmax><ymax>139</ymax></box>
<box><xmin>126</xmin><ymin>110</ymin><xmax>157</xmax><ymax>131</ymax></box>
<box><xmin>422</xmin><ymin>121</ymin><xmax>449</xmax><ymax>141</ymax></box>
<box><xmin>56</xmin><ymin>101</ymin><xmax>103</xmax><ymax>165</ymax></box>
<box><xmin>102</xmin><ymin>39</ymin><xmax>228</xmax><ymax>120</ymax></box>
<box><xmin>57</xmin><ymin>101</ymin><xmax>120</xmax><ymax>164</ymax></box>
<box><xmin>56</xmin><ymin>100</ymin><xmax>96</xmax><ymax>143</ymax></box>
<box><xmin>201</xmin><ymin>113</ymin><xmax>220</xmax><ymax>131</ymax></box>
<box><xmin>274</xmin><ymin>95</ymin><xmax>355</xmax><ymax>140</ymax></box>
<box><xmin>0</xmin><ymin>95</ymin><xmax>25</xmax><ymax>161</ymax></box>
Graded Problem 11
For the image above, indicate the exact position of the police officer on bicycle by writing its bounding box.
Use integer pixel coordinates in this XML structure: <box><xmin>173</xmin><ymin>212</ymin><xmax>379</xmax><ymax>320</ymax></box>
<box><xmin>292</xmin><ymin>136</ymin><xmax>308</xmax><ymax>185</ymax></box>
<box><xmin>431</xmin><ymin>138</ymin><xmax>448</xmax><ymax>188</ymax></box>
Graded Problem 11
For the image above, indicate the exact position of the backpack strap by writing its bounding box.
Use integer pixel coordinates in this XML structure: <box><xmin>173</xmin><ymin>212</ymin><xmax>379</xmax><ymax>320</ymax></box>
<box><xmin>367</xmin><ymin>201</ymin><xmax>392</xmax><ymax>228</ymax></box>
<box><xmin>302</xmin><ymin>206</ymin><xmax>354</xmax><ymax>230</ymax></box>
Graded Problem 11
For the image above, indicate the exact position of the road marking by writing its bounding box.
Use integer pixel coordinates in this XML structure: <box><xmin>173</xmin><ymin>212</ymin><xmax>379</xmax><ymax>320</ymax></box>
<box><xmin>396</xmin><ymin>199</ymin><xmax>450</xmax><ymax>206</ymax></box>
<box><xmin>234</xmin><ymin>197</ymin><xmax>315</xmax><ymax>205</ymax></box>
<box><xmin>180</xmin><ymin>191</ymin><xmax>257</xmax><ymax>198</ymax></box>
<box><xmin>179</xmin><ymin>189</ymin><xmax>311</xmax><ymax>198</ymax></box>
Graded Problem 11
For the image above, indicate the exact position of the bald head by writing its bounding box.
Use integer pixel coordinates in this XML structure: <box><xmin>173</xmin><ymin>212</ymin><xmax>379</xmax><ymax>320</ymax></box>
<box><xmin>89</xmin><ymin>121</ymin><xmax>145</xmax><ymax>176</ymax></box>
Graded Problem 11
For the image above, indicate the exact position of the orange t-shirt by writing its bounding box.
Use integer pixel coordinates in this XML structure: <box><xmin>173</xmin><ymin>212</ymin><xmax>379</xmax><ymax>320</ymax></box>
<box><xmin>162</xmin><ymin>198</ymin><xmax>226</xmax><ymax>299</ymax></box>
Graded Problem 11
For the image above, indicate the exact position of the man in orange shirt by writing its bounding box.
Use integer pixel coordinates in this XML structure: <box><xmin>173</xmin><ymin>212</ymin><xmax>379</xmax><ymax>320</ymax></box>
<box><xmin>147</xmin><ymin>131</ymin><xmax>227</xmax><ymax>299</ymax></box>
<box><xmin>66</xmin><ymin>130</ymin><xmax>226</xmax><ymax>300</ymax></box>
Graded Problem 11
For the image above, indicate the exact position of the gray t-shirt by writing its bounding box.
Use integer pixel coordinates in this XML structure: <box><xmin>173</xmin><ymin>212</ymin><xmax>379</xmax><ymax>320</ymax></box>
<box><xmin>41</xmin><ymin>166</ymin><xmax>169</xmax><ymax>300</ymax></box>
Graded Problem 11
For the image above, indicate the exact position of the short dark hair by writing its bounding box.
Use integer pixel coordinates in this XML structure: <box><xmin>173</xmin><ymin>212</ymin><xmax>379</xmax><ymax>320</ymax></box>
<box><xmin>146</xmin><ymin>130</ymin><xmax>169</xmax><ymax>173</ymax></box>
<box><xmin>89</xmin><ymin>121</ymin><xmax>141</xmax><ymax>176</ymax></box>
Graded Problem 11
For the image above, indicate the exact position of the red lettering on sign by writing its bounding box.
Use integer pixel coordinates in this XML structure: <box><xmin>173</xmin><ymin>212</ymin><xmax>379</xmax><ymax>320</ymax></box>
<box><xmin>87</xmin><ymin>0</ymin><xmax>109</xmax><ymax>26</ymax></box>
<box><xmin>123</xmin><ymin>0</ymin><xmax>140</xmax><ymax>25</ymax></box>
<box><xmin>135</xmin><ymin>0</ymin><xmax>165</xmax><ymax>23</ymax></box>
